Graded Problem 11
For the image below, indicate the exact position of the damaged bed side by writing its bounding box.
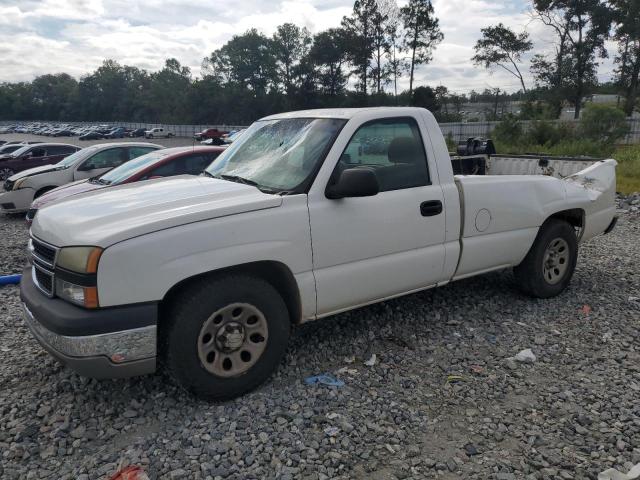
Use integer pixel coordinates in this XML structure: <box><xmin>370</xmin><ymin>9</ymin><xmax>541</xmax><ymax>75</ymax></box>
<box><xmin>449</xmin><ymin>155</ymin><xmax>617</xmax><ymax>281</ymax></box>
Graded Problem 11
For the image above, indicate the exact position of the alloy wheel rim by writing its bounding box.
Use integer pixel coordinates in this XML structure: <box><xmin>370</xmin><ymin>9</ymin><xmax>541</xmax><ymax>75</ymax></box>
<box><xmin>0</xmin><ymin>168</ymin><xmax>14</xmax><ymax>181</ymax></box>
<box><xmin>197</xmin><ymin>302</ymin><xmax>269</xmax><ymax>377</ymax></box>
<box><xmin>542</xmin><ymin>237</ymin><xmax>570</xmax><ymax>285</ymax></box>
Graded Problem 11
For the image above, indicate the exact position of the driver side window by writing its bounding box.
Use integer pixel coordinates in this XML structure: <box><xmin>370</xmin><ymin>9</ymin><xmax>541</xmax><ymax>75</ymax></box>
<box><xmin>29</xmin><ymin>148</ymin><xmax>46</xmax><ymax>158</ymax></box>
<box><xmin>336</xmin><ymin>117</ymin><xmax>430</xmax><ymax>192</ymax></box>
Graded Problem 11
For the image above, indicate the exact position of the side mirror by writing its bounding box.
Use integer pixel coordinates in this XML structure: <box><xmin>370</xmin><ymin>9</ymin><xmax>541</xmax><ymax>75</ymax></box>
<box><xmin>326</xmin><ymin>168</ymin><xmax>379</xmax><ymax>199</ymax></box>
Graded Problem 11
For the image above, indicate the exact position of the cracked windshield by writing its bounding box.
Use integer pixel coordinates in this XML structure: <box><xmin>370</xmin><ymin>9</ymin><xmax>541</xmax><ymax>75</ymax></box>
<box><xmin>206</xmin><ymin>117</ymin><xmax>346</xmax><ymax>192</ymax></box>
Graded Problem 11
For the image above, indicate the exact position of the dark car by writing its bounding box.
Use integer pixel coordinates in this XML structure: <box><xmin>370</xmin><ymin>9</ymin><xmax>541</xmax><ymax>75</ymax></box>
<box><xmin>128</xmin><ymin>128</ymin><xmax>146</xmax><ymax>138</ymax></box>
<box><xmin>28</xmin><ymin>146</ymin><xmax>226</xmax><ymax>223</ymax></box>
<box><xmin>104</xmin><ymin>127</ymin><xmax>126</xmax><ymax>139</ymax></box>
<box><xmin>0</xmin><ymin>143</ymin><xmax>80</xmax><ymax>180</ymax></box>
<box><xmin>52</xmin><ymin>129</ymin><xmax>74</xmax><ymax>137</ymax></box>
<box><xmin>79</xmin><ymin>130</ymin><xmax>104</xmax><ymax>141</ymax></box>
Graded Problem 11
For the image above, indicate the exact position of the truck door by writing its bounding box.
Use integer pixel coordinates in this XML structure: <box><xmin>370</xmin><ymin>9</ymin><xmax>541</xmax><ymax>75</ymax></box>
<box><xmin>308</xmin><ymin>116</ymin><xmax>447</xmax><ymax>317</ymax></box>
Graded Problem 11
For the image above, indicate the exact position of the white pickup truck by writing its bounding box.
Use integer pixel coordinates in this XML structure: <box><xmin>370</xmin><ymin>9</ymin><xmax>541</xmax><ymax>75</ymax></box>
<box><xmin>21</xmin><ymin>107</ymin><xmax>617</xmax><ymax>399</ymax></box>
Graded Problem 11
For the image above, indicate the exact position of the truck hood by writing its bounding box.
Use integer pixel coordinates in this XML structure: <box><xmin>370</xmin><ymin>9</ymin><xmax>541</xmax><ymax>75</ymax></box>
<box><xmin>8</xmin><ymin>164</ymin><xmax>65</xmax><ymax>181</ymax></box>
<box><xmin>31</xmin><ymin>175</ymin><xmax>283</xmax><ymax>247</ymax></box>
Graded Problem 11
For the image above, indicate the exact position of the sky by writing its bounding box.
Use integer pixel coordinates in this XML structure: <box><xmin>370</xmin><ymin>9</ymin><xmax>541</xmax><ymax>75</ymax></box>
<box><xmin>0</xmin><ymin>0</ymin><xmax>618</xmax><ymax>94</ymax></box>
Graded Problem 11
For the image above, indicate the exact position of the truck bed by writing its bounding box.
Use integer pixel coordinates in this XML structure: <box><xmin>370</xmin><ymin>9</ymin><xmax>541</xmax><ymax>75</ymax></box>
<box><xmin>448</xmin><ymin>153</ymin><xmax>617</xmax><ymax>281</ymax></box>
<box><xmin>450</xmin><ymin>153</ymin><xmax>602</xmax><ymax>178</ymax></box>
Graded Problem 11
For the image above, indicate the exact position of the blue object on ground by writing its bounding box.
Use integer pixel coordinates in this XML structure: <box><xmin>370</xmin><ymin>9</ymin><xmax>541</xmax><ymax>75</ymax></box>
<box><xmin>0</xmin><ymin>274</ymin><xmax>21</xmax><ymax>286</ymax></box>
<box><xmin>304</xmin><ymin>373</ymin><xmax>345</xmax><ymax>387</ymax></box>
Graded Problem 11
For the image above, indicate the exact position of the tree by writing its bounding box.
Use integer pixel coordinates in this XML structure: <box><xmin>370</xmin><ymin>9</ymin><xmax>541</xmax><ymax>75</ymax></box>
<box><xmin>30</xmin><ymin>74</ymin><xmax>78</xmax><ymax>120</ymax></box>
<box><xmin>205</xmin><ymin>29</ymin><xmax>277</xmax><ymax>95</ymax></box>
<box><xmin>272</xmin><ymin>23</ymin><xmax>312</xmax><ymax>95</ymax></box>
<box><xmin>381</xmin><ymin>0</ymin><xmax>408</xmax><ymax>98</ymax></box>
<box><xmin>411</xmin><ymin>85</ymin><xmax>440</xmax><ymax>112</ymax></box>
<box><xmin>308</xmin><ymin>28</ymin><xmax>350</xmax><ymax>96</ymax></box>
<box><xmin>147</xmin><ymin>59</ymin><xmax>192</xmax><ymax>122</ymax></box>
<box><xmin>400</xmin><ymin>0</ymin><xmax>443</xmax><ymax>97</ymax></box>
<box><xmin>434</xmin><ymin>85</ymin><xmax>448</xmax><ymax>114</ymax></box>
<box><xmin>611</xmin><ymin>0</ymin><xmax>640</xmax><ymax>116</ymax></box>
<box><xmin>370</xmin><ymin>3</ymin><xmax>390</xmax><ymax>93</ymax></box>
<box><xmin>472</xmin><ymin>23</ymin><xmax>533</xmax><ymax>93</ymax></box>
<box><xmin>533</xmin><ymin>0</ymin><xmax>612</xmax><ymax>119</ymax></box>
<box><xmin>342</xmin><ymin>0</ymin><xmax>380</xmax><ymax>96</ymax></box>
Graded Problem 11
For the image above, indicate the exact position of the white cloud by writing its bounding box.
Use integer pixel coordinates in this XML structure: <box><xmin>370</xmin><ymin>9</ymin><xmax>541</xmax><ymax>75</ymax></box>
<box><xmin>0</xmin><ymin>0</ymin><xmax>618</xmax><ymax>93</ymax></box>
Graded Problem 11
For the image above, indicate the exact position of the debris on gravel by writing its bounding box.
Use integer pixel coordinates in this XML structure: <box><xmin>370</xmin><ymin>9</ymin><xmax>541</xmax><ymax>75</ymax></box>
<box><xmin>0</xmin><ymin>208</ymin><xmax>638</xmax><ymax>479</ymax></box>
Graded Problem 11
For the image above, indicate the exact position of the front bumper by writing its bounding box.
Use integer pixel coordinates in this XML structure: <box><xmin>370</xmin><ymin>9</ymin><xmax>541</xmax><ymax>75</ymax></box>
<box><xmin>20</xmin><ymin>267</ymin><xmax>157</xmax><ymax>379</ymax></box>
<box><xmin>0</xmin><ymin>187</ymin><xmax>34</xmax><ymax>213</ymax></box>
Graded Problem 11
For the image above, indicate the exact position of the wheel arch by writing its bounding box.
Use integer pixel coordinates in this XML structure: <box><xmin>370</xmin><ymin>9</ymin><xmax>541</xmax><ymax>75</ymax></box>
<box><xmin>544</xmin><ymin>208</ymin><xmax>585</xmax><ymax>240</ymax></box>
<box><xmin>160</xmin><ymin>260</ymin><xmax>303</xmax><ymax>325</ymax></box>
<box><xmin>34</xmin><ymin>185</ymin><xmax>58</xmax><ymax>199</ymax></box>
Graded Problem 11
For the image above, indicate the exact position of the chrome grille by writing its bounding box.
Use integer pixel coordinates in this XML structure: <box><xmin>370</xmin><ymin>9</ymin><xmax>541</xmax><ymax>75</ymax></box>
<box><xmin>31</xmin><ymin>237</ymin><xmax>57</xmax><ymax>267</ymax></box>
<box><xmin>33</xmin><ymin>265</ymin><xmax>53</xmax><ymax>296</ymax></box>
<box><xmin>29</xmin><ymin>237</ymin><xmax>58</xmax><ymax>297</ymax></box>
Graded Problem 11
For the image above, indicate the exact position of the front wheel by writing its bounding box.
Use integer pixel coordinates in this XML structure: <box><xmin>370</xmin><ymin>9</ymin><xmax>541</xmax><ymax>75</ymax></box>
<box><xmin>0</xmin><ymin>168</ymin><xmax>15</xmax><ymax>181</ymax></box>
<box><xmin>162</xmin><ymin>274</ymin><xmax>290</xmax><ymax>400</ymax></box>
<box><xmin>514</xmin><ymin>219</ymin><xmax>578</xmax><ymax>298</ymax></box>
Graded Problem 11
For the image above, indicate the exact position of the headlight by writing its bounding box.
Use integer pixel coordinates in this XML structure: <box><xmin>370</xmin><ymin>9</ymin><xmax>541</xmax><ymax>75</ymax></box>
<box><xmin>13</xmin><ymin>177</ymin><xmax>29</xmax><ymax>190</ymax></box>
<box><xmin>55</xmin><ymin>278</ymin><xmax>99</xmax><ymax>308</ymax></box>
<box><xmin>55</xmin><ymin>246</ymin><xmax>102</xmax><ymax>308</ymax></box>
<box><xmin>56</xmin><ymin>246</ymin><xmax>103</xmax><ymax>274</ymax></box>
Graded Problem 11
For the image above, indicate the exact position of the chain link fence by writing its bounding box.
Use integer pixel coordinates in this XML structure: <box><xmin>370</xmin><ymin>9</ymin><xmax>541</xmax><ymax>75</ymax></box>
<box><xmin>3</xmin><ymin>118</ymin><xmax>640</xmax><ymax>144</ymax></box>
<box><xmin>440</xmin><ymin>118</ymin><xmax>640</xmax><ymax>145</ymax></box>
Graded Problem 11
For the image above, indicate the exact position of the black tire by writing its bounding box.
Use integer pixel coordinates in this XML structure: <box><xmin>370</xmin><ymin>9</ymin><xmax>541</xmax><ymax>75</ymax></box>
<box><xmin>162</xmin><ymin>274</ymin><xmax>290</xmax><ymax>400</ymax></box>
<box><xmin>514</xmin><ymin>219</ymin><xmax>578</xmax><ymax>298</ymax></box>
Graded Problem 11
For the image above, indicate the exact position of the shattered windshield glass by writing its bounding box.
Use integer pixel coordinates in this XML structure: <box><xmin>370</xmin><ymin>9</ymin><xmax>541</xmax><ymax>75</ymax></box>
<box><xmin>205</xmin><ymin>117</ymin><xmax>346</xmax><ymax>193</ymax></box>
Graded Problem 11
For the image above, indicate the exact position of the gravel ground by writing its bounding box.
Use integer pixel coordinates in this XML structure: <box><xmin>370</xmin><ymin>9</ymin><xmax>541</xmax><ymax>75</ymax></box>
<box><xmin>0</xmin><ymin>204</ymin><xmax>639</xmax><ymax>480</ymax></box>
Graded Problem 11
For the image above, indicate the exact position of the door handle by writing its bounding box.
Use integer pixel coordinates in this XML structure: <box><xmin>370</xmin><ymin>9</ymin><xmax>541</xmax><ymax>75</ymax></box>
<box><xmin>420</xmin><ymin>200</ymin><xmax>442</xmax><ymax>217</ymax></box>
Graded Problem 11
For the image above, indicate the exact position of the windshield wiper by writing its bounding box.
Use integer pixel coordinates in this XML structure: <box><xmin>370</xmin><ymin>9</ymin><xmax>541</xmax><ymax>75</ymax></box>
<box><xmin>91</xmin><ymin>177</ymin><xmax>111</xmax><ymax>185</ymax></box>
<box><xmin>205</xmin><ymin>171</ymin><xmax>282</xmax><ymax>194</ymax></box>
<box><xmin>219</xmin><ymin>174</ymin><xmax>260</xmax><ymax>187</ymax></box>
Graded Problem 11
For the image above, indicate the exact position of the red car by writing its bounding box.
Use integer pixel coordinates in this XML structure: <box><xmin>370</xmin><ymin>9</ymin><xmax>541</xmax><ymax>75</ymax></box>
<box><xmin>27</xmin><ymin>146</ymin><xmax>226</xmax><ymax>224</ymax></box>
<box><xmin>193</xmin><ymin>128</ymin><xmax>228</xmax><ymax>142</ymax></box>
<box><xmin>0</xmin><ymin>143</ymin><xmax>80</xmax><ymax>180</ymax></box>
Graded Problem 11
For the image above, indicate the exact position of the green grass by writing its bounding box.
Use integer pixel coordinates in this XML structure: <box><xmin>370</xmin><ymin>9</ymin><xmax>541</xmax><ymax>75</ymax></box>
<box><xmin>494</xmin><ymin>141</ymin><xmax>640</xmax><ymax>194</ymax></box>
<box><xmin>613</xmin><ymin>145</ymin><xmax>640</xmax><ymax>194</ymax></box>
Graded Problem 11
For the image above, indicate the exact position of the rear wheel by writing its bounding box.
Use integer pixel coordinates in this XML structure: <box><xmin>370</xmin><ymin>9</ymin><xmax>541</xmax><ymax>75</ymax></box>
<box><xmin>514</xmin><ymin>219</ymin><xmax>578</xmax><ymax>298</ymax></box>
<box><xmin>162</xmin><ymin>274</ymin><xmax>290</xmax><ymax>400</ymax></box>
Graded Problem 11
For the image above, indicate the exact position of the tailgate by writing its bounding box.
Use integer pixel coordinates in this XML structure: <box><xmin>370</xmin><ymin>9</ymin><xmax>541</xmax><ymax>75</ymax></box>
<box><xmin>564</xmin><ymin>159</ymin><xmax>617</xmax><ymax>241</ymax></box>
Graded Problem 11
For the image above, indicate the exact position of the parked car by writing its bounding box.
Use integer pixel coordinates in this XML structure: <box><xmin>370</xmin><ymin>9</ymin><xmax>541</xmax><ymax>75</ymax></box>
<box><xmin>104</xmin><ymin>127</ymin><xmax>127</xmax><ymax>139</ymax></box>
<box><xmin>51</xmin><ymin>129</ymin><xmax>74</xmax><ymax>137</ymax></box>
<box><xmin>27</xmin><ymin>146</ymin><xmax>226</xmax><ymax>223</ymax></box>
<box><xmin>0</xmin><ymin>143</ymin><xmax>80</xmax><ymax>181</ymax></box>
<box><xmin>21</xmin><ymin>107</ymin><xmax>617</xmax><ymax>400</ymax></box>
<box><xmin>0</xmin><ymin>144</ymin><xmax>26</xmax><ymax>156</ymax></box>
<box><xmin>1</xmin><ymin>143</ymin><xmax>162</xmax><ymax>214</ymax></box>
<box><xmin>128</xmin><ymin>128</ymin><xmax>146</xmax><ymax>138</ymax></box>
<box><xmin>145</xmin><ymin>127</ymin><xmax>174</xmax><ymax>139</ymax></box>
<box><xmin>194</xmin><ymin>128</ymin><xmax>227</xmax><ymax>142</ymax></box>
<box><xmin>222</xmin><ymin>129</ymin><xmax>246</xmax><ymax>144</ymax></box>
<box><xmin>79</xmin><ymin>130</ymin><xmax>104</xmax><ymax>141</ymax></box>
